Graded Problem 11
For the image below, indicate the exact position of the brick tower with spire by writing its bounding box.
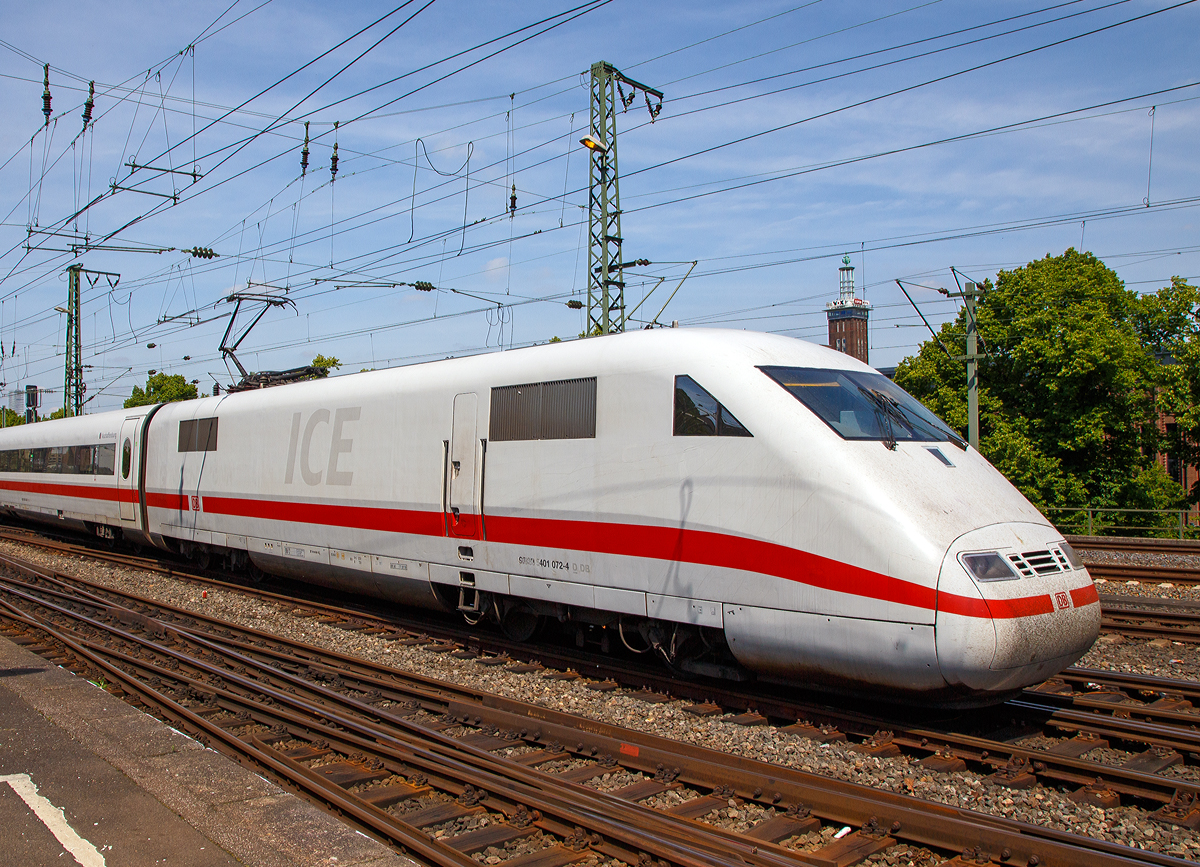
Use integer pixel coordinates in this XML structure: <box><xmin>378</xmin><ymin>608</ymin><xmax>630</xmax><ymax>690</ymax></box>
<box><xmin>826</xmin><ymin>255</ymin><xmax>871</xmax><ymax>363</ymax></box>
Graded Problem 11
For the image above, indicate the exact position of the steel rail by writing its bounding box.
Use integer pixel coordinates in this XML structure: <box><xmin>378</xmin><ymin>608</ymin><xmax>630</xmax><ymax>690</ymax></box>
<box><xmin>7</xmin><ymin>538</ymin><xmax>1200</xmax><ymax>818</ymax></box>
<box><xmin>0</xmin><ymin>557</ymin><xmax>1187</xmax><ymax>867</ymax></box>
<box><xmin>0</xmin><ymin>567</ymin><xmax>971</xmax><ymax>867</ymax></box>
<box><xmin>1067</xmin><ymin>537</ymin><xmax>1200</xmax><ymax>558</ymax></box>
<box><xmin>1086</xmin><ymin>563</ymin><xmax>1200</xmax><ymax>586</ymax></box>
<box><xmin>0</xmin><ymin>575</ymin><xmax>776</xmax><ymax>867</ymax></box>
<box><xmin>1060</xmin><ymin>667</ymin><xmax>1200</xmax><ymax>704</ymax></box>
<box><xmin>0</xmin><ymin>598</ymin><xmax>485</xmax><ymax>867</ymax></box>
<box><xmin>1101</xmin><ymin>611</ymin><xmax>1200</xmax><ymax>643</ymax></box>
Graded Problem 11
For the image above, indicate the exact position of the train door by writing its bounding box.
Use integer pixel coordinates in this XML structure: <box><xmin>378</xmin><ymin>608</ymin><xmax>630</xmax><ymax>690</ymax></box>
<box><xmin>117</xmin><ymin>416</ymin><xmax>140</xmax><ymax>525</ymax></box>
<box><xmin>447</xmin><ymin>393</ymin><xmax>481</xmax><ymax>539</ymax></box>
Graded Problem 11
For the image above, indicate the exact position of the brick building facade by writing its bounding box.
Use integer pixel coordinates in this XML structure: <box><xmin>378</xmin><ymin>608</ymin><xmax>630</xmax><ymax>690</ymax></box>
<box><xmin>826</xmin><ymin>256</ymin><xmax>871</xmax><ymax>364</ymax></box>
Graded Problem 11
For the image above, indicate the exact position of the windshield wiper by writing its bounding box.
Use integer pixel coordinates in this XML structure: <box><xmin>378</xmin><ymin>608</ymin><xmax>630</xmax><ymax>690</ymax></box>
<box><xmin>857</xmin><ymin>387</ymin><xmax>907</xmax><ymax>450</ymax></box>
<box><xmin>860</xmin><ymin>386</ymin><xmax>967</xmax><ymax>452</ymax></box>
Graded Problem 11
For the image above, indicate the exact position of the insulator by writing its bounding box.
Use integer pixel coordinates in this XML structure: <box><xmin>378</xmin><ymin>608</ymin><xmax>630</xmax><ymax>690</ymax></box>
<box><xmin>81</xmin><ymin>81</ymin><xmax>94</xmax><ymax>130</ymax></box>
<box><xmin>618</xmin><ymin>82</ymin><xmax>635</xmax><ymax>110</ymax></box>
<box><xmin>646</xmin><ymin>93</ymin><xmax>663</xmax><ymax>121</ymax></box>
<box><xmin>42</xmin><ymin>64</ymin><xmax>51</xmax><ymax>126</ymax></box>
<box><xmin>329</xmin><ymin>120</ymin><xmax>339</xmax><ymax>181</ymax></box>
<box><xmin>412</xmin><ymin>281</ymin><xmax>435</xmax><ymax>292</ymax></box>
<box><xmin>300</xmin><ymin>121</ymin><xmax>309</xmax><ymax>176</ymax></box>
<box><xmin>509</xmin><ymin>183</ymin><xmax>517</xmax><ymax>217</ymax></box>
<box><xmin>566</xmin><ymin>299</ymin><xmax>583</xmax><ymax>309</ymax></box>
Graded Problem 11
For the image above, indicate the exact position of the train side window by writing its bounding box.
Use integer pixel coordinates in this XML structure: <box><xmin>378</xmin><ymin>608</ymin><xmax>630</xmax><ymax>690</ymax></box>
<box><xmin>121</xmin><ymin>439</ymin><xmax>132</xmax><ymax>479</ymax></box>
<box><xmin>197</xmin><ymin>417</ymin><xmax>218</xmax><ymax>450</ymax></box>
<box><xmin>63</xmin><ymin>445</ymin><xmax>93</xmax><ymax>475</ymax></box>
<box><xmin>0</xmin><ymin>444</ymin><xmax>115</xmax><ymax>474</ymax></box>
<box><xmin>95</xmin><ymin>443</ymin><xmax>116</xmax><ymax>476</ymax></box>
<box><xmin>178</xmin><ymin>417</ymin><xmax>219</xmax><ymax>452</ymax></box>
<box><xmin>178</xmin><ymin>419</ymin><xmax>195</xmax><ymax>451</ymax></box>
<box><xmin>673</xmin><ymin>375</ymin><xmax>752</xmax><ymax>437</ymax></box>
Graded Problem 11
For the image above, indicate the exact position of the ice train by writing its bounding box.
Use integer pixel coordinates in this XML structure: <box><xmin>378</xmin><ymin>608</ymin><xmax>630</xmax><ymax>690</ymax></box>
<box><xmin>0</xmin><ymin>329</ymin><xmax>1099</xmax><ymax>704</ymax></box>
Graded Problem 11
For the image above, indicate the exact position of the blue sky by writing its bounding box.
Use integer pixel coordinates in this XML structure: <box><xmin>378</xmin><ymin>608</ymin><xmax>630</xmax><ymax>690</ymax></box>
<box><xmin>1</xmin><ymin>0</ymin><xmax>1197</xmax><ymax>412</ymax></box>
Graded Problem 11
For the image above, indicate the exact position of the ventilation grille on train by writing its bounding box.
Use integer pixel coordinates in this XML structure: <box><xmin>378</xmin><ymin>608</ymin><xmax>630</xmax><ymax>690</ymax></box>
<box><xmin>1007</xmin><ymin>548</ymin><xmax>1069</xmax><ymax>577</ymax></box>
<box><xmin>490</xmin><ymin>377</ymin><xmax>596</xmax><ymax>442</ymax></box>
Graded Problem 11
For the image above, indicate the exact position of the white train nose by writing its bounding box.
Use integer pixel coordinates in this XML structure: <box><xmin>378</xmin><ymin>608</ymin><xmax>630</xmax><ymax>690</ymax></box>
<box><xmin>935</xmin><ymin>523</ymin><xmax>1100</xmax><ymax>694</ymax></box>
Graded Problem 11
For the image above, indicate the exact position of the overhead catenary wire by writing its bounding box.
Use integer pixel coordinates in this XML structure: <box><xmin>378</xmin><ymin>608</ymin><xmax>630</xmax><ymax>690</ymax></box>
<box><xmin>621</xmin><ymin>0</ymin><xmax>1199</xmax><ymax>182</ymax></box>
<box><xmin>2</xmin><ymin>2</ymin><xmax>1196</xmax><ymax>401</ymax></box>
<box><xmin>14</xmin><ymin>0</ymin><xmax>614</xmax><ymax>269</ymax></box>
<box><xmin>0</xmin><ymin>0</ymin><xmax>1147</xmax><ymax>279</ymax></box>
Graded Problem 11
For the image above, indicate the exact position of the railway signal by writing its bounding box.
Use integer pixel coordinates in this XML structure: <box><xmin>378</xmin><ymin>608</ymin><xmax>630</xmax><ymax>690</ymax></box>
<box><xmin>25</xmin><ymin>384</ymin><xmax>38</xmax><ymax>424</ymax></box>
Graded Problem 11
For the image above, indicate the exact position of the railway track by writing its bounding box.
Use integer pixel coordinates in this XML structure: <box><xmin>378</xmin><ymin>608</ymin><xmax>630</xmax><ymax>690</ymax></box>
<box><xmin>7</xmin><ymin>525</ymin><xmax>1200</xmax><ymax>821</ymax></box>
<box><xmin>3</xmin><ymin>549</ymin><xmax>1179</xmax><ymax>867</ymax></box>
<box><xmin>1086</xmin><ymin>563</ymin><xmax>1200</xmax><ymax>587</ymax></box>
<box><xmin>1101</xmin><ymin>596</ymin><xmax>1200</xmax><ymax>643</ymax></box>
<box><xmin>1066</xmin><ymin>537</ymin><xmax>1200</xmax><ymax>558</ymax></box>
<box><xmin>1062</xmin><ymin>536</ymin><xmax>1200</xmax><ymax>587</ymax></box>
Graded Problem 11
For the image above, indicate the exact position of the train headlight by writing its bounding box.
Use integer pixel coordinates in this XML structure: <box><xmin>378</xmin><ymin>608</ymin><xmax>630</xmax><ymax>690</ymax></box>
<box><xmin>1059</xmin><ymin>542</ymin><xmax>1084</xmax><ymax>570</ymax></box>
<box><xmin>961</xmin><ymin>552</ymin><xmax>1019</xmax><ymax>582</ymax></box>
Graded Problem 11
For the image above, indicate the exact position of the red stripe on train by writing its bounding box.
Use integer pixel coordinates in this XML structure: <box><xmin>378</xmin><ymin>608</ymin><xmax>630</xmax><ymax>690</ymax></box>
<box><xmin>201</xmin><ymin>495</ymin><xmax>446</xmax><ymax>537</ymax></box>
<box><xmin>0</xmin><ymin>479</ymin><xmax>1089</xmax><ymax>622</ymax></box>
<box><xmin>197</xmin><ymin>494</ymin><xmax>1069</xmax><ymax>621</ymax></box>
<box><xmin>146</xmin><ymin>492</ymin><xmax>190</xmax><ymax>510</ymax></box>
<box><xmin>0</xmin><ymin>479</ymin><xmax>135</xmax><ymax>502</ymax></box>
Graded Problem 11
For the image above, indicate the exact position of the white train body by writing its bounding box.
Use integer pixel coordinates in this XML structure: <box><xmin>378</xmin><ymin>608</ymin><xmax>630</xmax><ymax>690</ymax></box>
<box><xmin>0</xmin><ymin>329</ymin><xmax>1098</xmax><ymax>704</ymax></box>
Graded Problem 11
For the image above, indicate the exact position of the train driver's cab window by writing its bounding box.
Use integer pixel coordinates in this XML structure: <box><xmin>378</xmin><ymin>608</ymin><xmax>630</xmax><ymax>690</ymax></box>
<box><xmin>759</xmin><ymin>366</ymin><xmax>965</xmax><ymax>448</ymax></box>
<box><xmin>673</xmin><ymin>375</ymin><xmax>752</xmax><ymax>437</ymax></box>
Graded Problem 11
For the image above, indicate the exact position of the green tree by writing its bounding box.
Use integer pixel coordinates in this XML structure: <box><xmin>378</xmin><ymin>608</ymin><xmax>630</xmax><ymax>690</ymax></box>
<box><xmin>895</xmin><ymin>249</ymin><xmax>1190</xmax><ymax>516</ymax></box>
<box><xmin>125</xmin><ymin>373</ymin><xmax>198</xmax><ymax>408</ymax></box>
<box><xmin>0</xmin><ymin>407</ymin><xmax>22</xmax><ymax>427</ymax></box>
<box><xmin>311</xmin><ymin>354</ymin><xmax>341</xmax><ymax>373</ymax></box>
<box><xmin>1145</xmin><ymin>277</ymin><xmax>1200</xmax><ymax>500</ymax></box>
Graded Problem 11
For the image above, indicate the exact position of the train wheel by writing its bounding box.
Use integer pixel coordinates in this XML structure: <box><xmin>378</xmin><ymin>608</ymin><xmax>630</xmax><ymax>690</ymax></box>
<box><xmin>500</xmin><ymin>606</ymin><xmax>542</xmax><ymax>642</ymax></box>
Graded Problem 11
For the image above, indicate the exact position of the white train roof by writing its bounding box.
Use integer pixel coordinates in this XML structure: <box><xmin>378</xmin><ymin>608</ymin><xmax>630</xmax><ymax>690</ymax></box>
<box><xmin>0</xmin><ymin>329</ymin><xmax>872</xmax><ymax>435</ymax></box>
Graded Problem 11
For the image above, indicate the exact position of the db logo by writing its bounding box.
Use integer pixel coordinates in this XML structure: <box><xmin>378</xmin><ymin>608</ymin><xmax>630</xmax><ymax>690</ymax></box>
<box><xmin>1054</xmin><ymin>591</ymin><xmax>1071</xmax><ymax>610</ymax></box>
<box><xmin>190</xmin><ymin>495</ymin><xmax>200</xmax><ymax>511</ymax></box>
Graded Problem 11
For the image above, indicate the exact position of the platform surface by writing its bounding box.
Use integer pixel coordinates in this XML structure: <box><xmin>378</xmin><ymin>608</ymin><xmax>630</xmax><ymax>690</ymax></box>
<box><xmin>0</xmin><ymin>635</ymin><xmax>412</xmax><ymax>867</ymax></box>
